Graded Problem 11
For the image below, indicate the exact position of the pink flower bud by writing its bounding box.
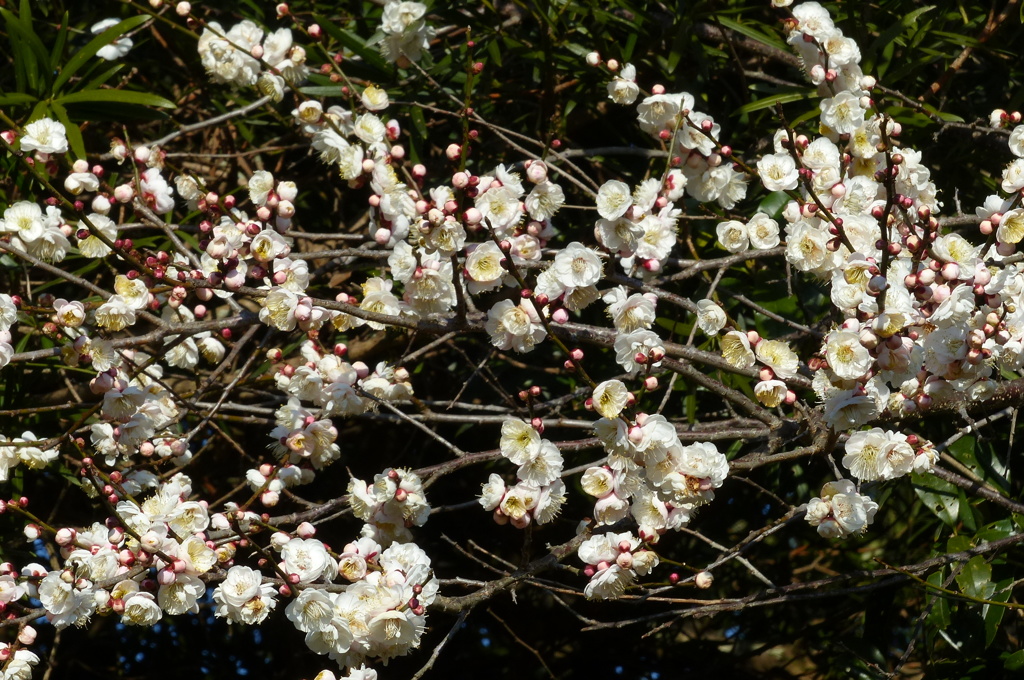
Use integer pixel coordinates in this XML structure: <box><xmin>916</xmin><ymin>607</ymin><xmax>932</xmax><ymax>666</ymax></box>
<box><xmin>113</xmin><ymin>184</ymin><xmax>134</xmax><ymax>203</ymax></box>
<box><xmin>18</xmin><ymin>626</ymin><xmax>36</xmax><ymax>645</ymax></box>
<box><xmin>446</xmin><ymin>144</ymin><xmax>462</xmax><ymax>161</ymax></box>
<box><xmin>353</xmin><ymin>361</ymin><xmax>370</xmax><ymax>379</ymax></box>
<box><xmin>276</xmin><ymin>199</ymin><xmax>295</xmax><ymax>218</ymax></box>
<box><xmin>510</xmin><ymin>513</ymin><xmax>531</xmax><ymax>529</ymax></box>
<box><xmin>552</xmin><ymin>308</ymin><xmax>569</xmax><ymax>324</ymax></box>
<box><xmin>297</xmin><ymin>522</ymin><xmax>316</xmax><ymax>538</ymax></box>
<box><xmin>695</xmin><ymin>571</ymin><xmax>714</xmax><ymax>589</ymax></box>
<box><xmin>224</xmin><ymin>268</ymin><xmax>245</xmax><ymax>290</ymax></box>
<box><xmin>55</xmin><ymin>528</ymin><xmax>77</xmax><ymax>546</ymax></box>
<box><xmin>526</xmin><ymin>161</ymin><xmax>547</xmax><ymax>183</ymax></box>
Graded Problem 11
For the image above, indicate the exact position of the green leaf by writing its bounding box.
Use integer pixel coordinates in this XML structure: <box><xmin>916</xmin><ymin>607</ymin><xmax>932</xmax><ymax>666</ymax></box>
<box><xmin>49</xmin><ymin>100</ymin><xmax>85</xmax><ymax>161</ymax></box>
<box><xmin>865</xmin><ymin>6</ymin><xmax>936</xmax><ymax>61</ymax></box>
<box><xmin>912</xmin><ymin>471</ymin><xmax>960</xmax><ymax>527</ymax></box>
<box><xmin>757</xmin><ymin>191</ymin><xmax>789</xmax><ymax>218</ymax></box>
<box><xmin>926</xmin><ymin>570</ymin><xmax>952</xmax><ymax>629</ymax></box>
<box><xmin>56</xmin><ymin>90</ymin><xmax>175</xmax><ymax>108</ymax></box>
<box><xmin>1005</xmin><ymin>650</ymin><xmax>1024</xmax><ymax>671</ymax></box>
<box><xmin>2</xmin><ymin>9</ymin><xmax>41</xmax><ymax>94</ymax></box>
<box><xmin>487</xmin><ymin>38</ymin><xmax>503</xmax><ymax>68</ymax></box>
<box><xmin>714</xmin><ymin>16</ymin><xmax>787</xmax><ymax>51</ymax></box>
<box><xmin>955</xmin><ymin>555</ymin><xmax>993</xmax><ymax>601</ymax></box>
<box><xmin>622</xmin><ymin>32</ymin><xmax>638</xmax><ymax>62</ymax></box>
<box><xmin>984</xmin><ymin>578</ymin><xmax>1012</xmax><ymax>647</ymax></box>
<box><xmin>49</xmin><ymin>11</ymin><xmax>70</xmax><ymax>72</ymax></box>
<box><xmin>736</xmin><ymin>88</ymin><xmax>816</xmax><ymax>115</ymax></box>
<box><xmin>947</xmin><ymin>534</ymin><xmax>972</xmax><ymax>554</ymax></box>
<box><xmin>79</xmin><ymin>62</ymin><xmax>127</xmax><ymax>94</ymax></box>
<box><xmin>410</xmin><ymin>106</ymin><xmax>428</xmax><ymax>139</ymax></box>
<box><xmin>0</xmin><ymin>93</ymin><xmax>38</xmax><ymax>107</ymax></box>
<box><xmin>299</xmin><ymin>86</ymin><xmax>347</xmax><ymax>97</ymax></box>
<box><xmin>53</xmin><ymin>15</ymin><xmax>150</xmax><ymax>94</ymax></box>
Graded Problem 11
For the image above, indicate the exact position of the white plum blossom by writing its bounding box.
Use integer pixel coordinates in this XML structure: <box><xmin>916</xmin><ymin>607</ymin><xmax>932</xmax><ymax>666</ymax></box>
<box><xmin>696</xmin><ymin>300</ymin><xmax>727</xmax><ymax>336</ymax></box>
<box><xmin>721</xmin><ymin>330</ymin><xmax>756</xmax><ymax>369</ymax></box>
<box><xmin>805</xmin><ymin>479</ymin><xmax>878</xmax><ymax>538</ymax></box>
<box><xmin>20</xmin><ymin>118</ymin><xmax>68</xmax><ymax>155</ymax></box>
<box><xmin>280</xmin><ymin>538</ymin><xmax>338</xmax><ymax>584</ymax></box>
<box><xmin>592</xmin><ymin>380</ymin><xmax>631</xmax><ymax>419</ymax></box>
<box><xmin>756</xmin><ymin>339</ymin><xmax>800</xmax><ymax>378</ymax></box>
<box><xmin>485</xmin><ymin>299</ymin><xmax>546</xmax><ymax>353</ymax></box>
<box><xmin>757</xmin><ymin>152</ymin><xmax>799</xmax><ymax>192</ymax></box>
<box><xmin>842</xmin><ymin>428</ymin><xmax>918</xmax><ymax>481</ymax></box>
<box><xmin>820</xmin><ymin>91</ymin><xmax>867</xmax><ymax>135</ymax></box>
<box><xmin>824</xmin><ymin>330</ymin><xmax>872</xmax><ymax>379</ymax></box>
<box><xmin>747</xmin><ymin>213</ymin><xmax>781</xmax><ymax>249</ymax></box>
<box><xmin>91</xmin><ymin>18</ymin><xmax>134</xmax><ymax>60</ymax></box>
<box><xmin>379</xmin><ymin>0</ymin><xmax>434</xmax><ymax>65</ymax></box>
<box><xmin>716</xmin><ymin>219</ymin><xmax>748</xmax><ymax>253</ymax></box>
<box><xmin>604</xmin><ymin>288</ymin><xmax>656</xmax><ymax>332</ymax></box>
<box><xmin>607</xmin><ymin>63</ymin><xmax>639</xmax><ymax>105</ymax></box>
<box><xmin>596</xmin><ymin>180</ymin><xmax>632</xmax><ymax>220</ymax></box>
<box><xmin>213</xmin><ymin>566</ymin><xmax>278</xmax><ymax>624</ymax></box>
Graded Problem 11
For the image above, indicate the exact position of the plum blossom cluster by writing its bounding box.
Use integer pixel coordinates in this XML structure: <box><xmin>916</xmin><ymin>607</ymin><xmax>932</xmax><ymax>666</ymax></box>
<box><xmin>22</xmin><ymin>474</ymin><xmax>219</xmax><ymax>632</ymax></box>
<box><xmin>0</xmin><ymin>199</ymin><xmax>69</xmax><ymax>265</ymax></box>
<box><xmin>0</xmin><ymin>294</ymin><xmax>16</xmax><ymax>371</ymax></box>
<box><xmin>601</xmin><ymin>287</ymin><xmax>666</xmax><ymax>376</ymax></box>
<box><xmin>593</xmin><ymin>177</ymin><xmax>683</xmax><ymax>276</ymax></box>
<box><xmin>6</xmin><ymin>476</ymin><xmax>438</xmax><ymax>674</ymax></box>
<box><xmin>577</xmin><ymin>531</ymin><xmax>659</xmax><ymax>600</ymax></box>
<box><xmin>377</xmin><ymin>0</ymin><xmax>434</xmax><ymax>66</ymax></box>
<box><xmin>197</xmin><ymin>20</ymin><xmax>308</xmax><ymax>98</ymax></box>
<box><xmin>4</xmin><ymin>0</ymin><xmax>1024</xmax><ymax>675</ymax></box>
<box><xmin>578</xmin><ymin>380</ymin><xmax>729</xmax><ymax>548</ymax></box>
<box><xmin>699</xmin><ymin>1</ymin><xmax>1024</xmax><ymax>451</ymax></box>
<box><xmin>273</xmin><ymin>341</ymin><xmax>414</xmax><ymax>419</ymax></box>
<box><xmin>478</xmin><ymin>418</ymin><xmax>567</xmax><ymax>528</ymax></box>
<box><xmin>87</xmin><ymin>356</ymin><xmax>189</xmax><ymax>467</ymax></box>
<box><xmin>842</xmin><ymin>428</ymin><xmax>935</xmax><ymax>482</ymax></box>
<box><xmin>601</xmin><ymin>74</ymin><xmax>749</xmax><ymax>214</ymax></box>
<box><xmin>279</xmin><ymin>538</ymin><xmax>437</xmax><ymax>668</ymax></box>
<box><xmin>0</xmin><ymin>642</ymin><xmax>40</xmax><ymax>680</ymax></box>
<box><xmin>804</xmin><ymin>479</ymin><xmax>879</xmax><ymax>538</ymax></box>
<box><xmin>348</xmin><ymin>468</ymin><xmax>431</xmax><ymax>546</ymax></box>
